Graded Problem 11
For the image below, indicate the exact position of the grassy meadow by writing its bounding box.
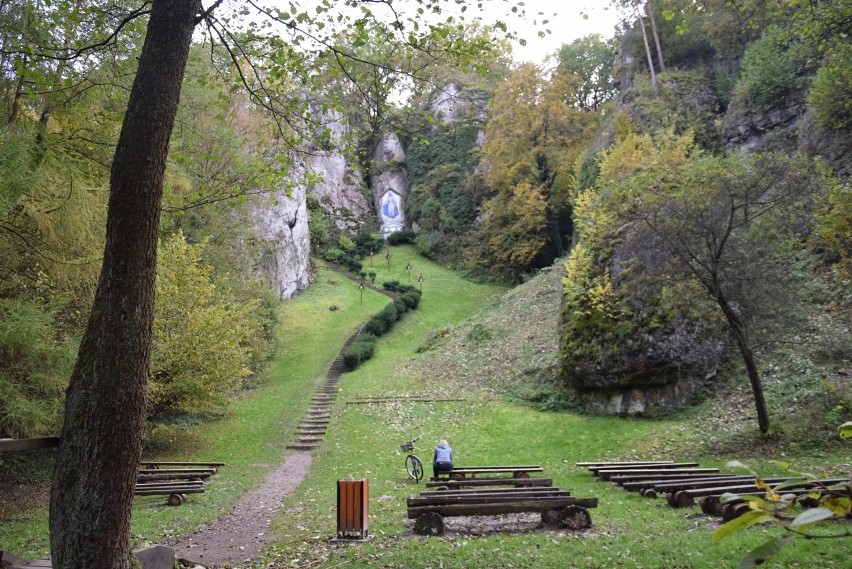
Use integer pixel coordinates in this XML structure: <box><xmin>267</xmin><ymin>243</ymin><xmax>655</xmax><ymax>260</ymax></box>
<box><xmin>1</xmin><ymin>247</ymin><xmax>847</xmax><ymax>568</ymax></box>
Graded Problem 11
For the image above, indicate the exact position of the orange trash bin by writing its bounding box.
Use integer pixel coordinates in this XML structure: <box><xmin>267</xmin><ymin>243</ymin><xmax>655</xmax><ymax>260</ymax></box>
<box><xmin>336</xmin><ymin>479</ymin><xmax>369</xmax><ymax>540</ymax></box>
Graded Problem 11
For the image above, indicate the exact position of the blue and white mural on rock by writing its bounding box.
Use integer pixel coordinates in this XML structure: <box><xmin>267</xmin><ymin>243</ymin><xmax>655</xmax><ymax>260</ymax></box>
<box><xmin>379</xmin><ymin>190</ymin><xmax>404</xmax><ymax>234</ymax></box>
<box><xmin>371</xmin><ymin>133</ymin><xmax>409</xmax><ymax>237</ymax></box>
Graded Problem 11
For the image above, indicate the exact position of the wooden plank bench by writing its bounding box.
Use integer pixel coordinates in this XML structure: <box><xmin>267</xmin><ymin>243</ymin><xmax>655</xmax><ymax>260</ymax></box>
<box><xmin>668</xmin><ymin>477</ymin><xmax>851</xmax><ymax>508</ymax></box>
<box><xmin>596</xmin><ymin>467</ymin><xmax>720</xmax><ymax>481</ymax></box>
<box><xmin>576</xmin><ymin>460</ymin><xmax>675</xmax><ymax>467</ymax></box>
<box><xmin>407</xmin><ymin>489</ymin><xmax>598</xmax><ymax>535</ymax></box>
<box><xmin>433</xmin><ymin>465</ymin><xmax>544</xmax><ymax>480</ymax></box>
<box><xmin>0</xmin><ymin>437</ymin><xmax>60</xmax><ymax>452</ymax></box>
<box><xmin>426</xmin><ymin>477</ymin><xmax>553</xmax><ymax>489</ymax></box>
<box><xmin>587</xmin><ymin>462</ymin><xmax>699</xmax><ymax>474</ymax></box>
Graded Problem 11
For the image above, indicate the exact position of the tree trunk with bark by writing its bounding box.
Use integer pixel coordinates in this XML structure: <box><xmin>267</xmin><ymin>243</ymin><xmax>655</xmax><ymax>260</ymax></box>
<box><xmin>49</xmin><ymin>1</ymin><xmax>199</xmax><ymax>568</ymax></box>
<box><xmin>716</xmin><ymin>289</ymin><xmax>770</xmax><ymax>433</ymax></box>
<box><xmin>635</xmin><ymin>4</ymin><xmax>657</xmax><ymax>93</ymax></box>
<box><xmin>645</xmin><ymin>0</ymin><xmax>666</xmax><ymax>73</ymax></box>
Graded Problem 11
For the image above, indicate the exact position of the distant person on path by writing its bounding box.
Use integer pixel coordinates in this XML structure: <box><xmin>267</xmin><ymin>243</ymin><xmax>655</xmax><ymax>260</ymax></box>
<box><xmin>433</xmin><ymin>438</ymin><xmax>454</xmax><ymax>478</ymax></box>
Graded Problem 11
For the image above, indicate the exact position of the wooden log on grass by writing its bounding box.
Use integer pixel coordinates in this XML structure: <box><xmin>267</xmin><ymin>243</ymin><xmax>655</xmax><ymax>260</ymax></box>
<box><xmin>406</xmin><ymin>497</ymin><xmax>598</xmax><ymax>519</ymax></box>
<box><xmin>0</xmin><ymin>436</ymin><xmax>60</xmax><ymax>452</ymax></box>
<box><xmin>136</xmin><ymin>471</ymin><xmax>214</xmax><ymax>482</ymax></box>
<box><xmin>420</xmin><ymin>487</ymin><xmax>562</xmax><ymax>497</ymax></box>
<box><xmin>425</xmin><ymin>477</ymin><xmax>553</xmax><ymax>488</ymax></box>
<box><xmin>408</xmin><ymin>491</ymin><xmax>571</xmax><ymax>507</ymax></box>
<box><xmin>612</xmin><ymin>473</ymin><xmax>729</xmax><ymax>486</ymax></box>
<box><xmin>135</xmin><ymin>486</ymin><xmax>205</xmax><ymax>496</ymax></box>
<box><xmin>576</xmin><ymin>460</ymin><xmax>674</xmax><ymax>467</ymax></box>
<box><xmin>587</xmin><ymin>462</ymin><xmax>699</xmax><ymax>473</ymax></box>
<box><xmin>597</xmin><ymin>468</ymin><xmax>720</xmax><ymax>481</ymax></box>
<box><xmin>622</xmin><ymin>475</ymin><xmax>753</xmax><ymax>491</ymax></box>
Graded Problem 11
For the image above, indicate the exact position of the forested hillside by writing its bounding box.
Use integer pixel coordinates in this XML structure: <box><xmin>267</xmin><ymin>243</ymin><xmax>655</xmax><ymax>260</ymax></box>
<box><xmin>2</xmin><ymin>0</ymin><xmax>849</xmax><ymax>442</ymax></box>
<box><xmin>0</xmin><ymin>1</ymin><xmax>850</xmax><ymax>567</ymax></box>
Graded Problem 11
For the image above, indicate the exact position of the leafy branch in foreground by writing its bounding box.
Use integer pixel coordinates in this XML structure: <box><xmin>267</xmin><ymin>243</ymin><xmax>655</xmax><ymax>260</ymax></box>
<box><xmin>713</xmin><ymin>460</ymin><xmax>851</xmax><ymax>569</ymax></box>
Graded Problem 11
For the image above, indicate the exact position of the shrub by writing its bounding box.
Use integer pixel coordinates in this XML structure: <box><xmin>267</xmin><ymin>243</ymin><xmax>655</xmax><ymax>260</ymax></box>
<box><xmin>323</xmin><ymin>247</ymin><xmax>346</xmax><ymax>263</ymax></box>
<box><xmin>808</xmin><ymin>44</ymin><xmax>852</xmax><ymax>130</ymax></box>
<box><xmin>736</xmin><ymin>29</ymin><xmax>810</xmax><ymax>112</ymax></box>
<box><xmin>400</xmin><ymin>290</ymin><xmax>421</xmax><ymax>309</ymax></box>
<box><xmin>393</xmin><ymin>298</ymin><xmax>408</xmax><ymax>316</ymax></box>
<box><xmin>343</xmin><ymin>334</ymin><xmax>378</xmax><ymax>371</ymax></box>
<box><xmin>0</xmin><ymin>298</ymin><xmax>74</xmax><ymax>438</ymax></box>
<box><xmin>383</xmin><ymin>280</ymin><xmax>417</xmax><ymax>294</ymax></box>
<box><xmin>379</xmin><ymin>303</ymin><xmax>400</xmax><ymax>326</ymax></box>
<box><xmin>387</xmin><ymin>229</ymin><xmax>417</xmax><ymax>245</ymax></box>
<box><xmin>364</xmin><ymin>314</ymin><xmax>389</xmax><ymax>336</ymax></box>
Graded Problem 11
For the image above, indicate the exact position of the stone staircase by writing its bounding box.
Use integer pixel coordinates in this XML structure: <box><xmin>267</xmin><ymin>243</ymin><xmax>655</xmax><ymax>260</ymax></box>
<box><xmin>285</xmin><ymin>332</ymin><xmax>355</xmax><ymax>451</ymax></box>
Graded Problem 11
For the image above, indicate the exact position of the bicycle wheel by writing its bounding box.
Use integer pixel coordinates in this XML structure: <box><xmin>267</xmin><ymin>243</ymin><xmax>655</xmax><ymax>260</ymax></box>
<box><xmin>405</xmin><ymin>454</ymin><xmax>424</xmax><ymax>482</ymax></box>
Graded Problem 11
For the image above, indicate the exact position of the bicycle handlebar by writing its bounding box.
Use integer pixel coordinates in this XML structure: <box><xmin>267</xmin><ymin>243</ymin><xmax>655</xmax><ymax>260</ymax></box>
<box><xmin>400</xmin><ymin>436</ymin><xmax>420</xmax><ymax>452</ymax></box>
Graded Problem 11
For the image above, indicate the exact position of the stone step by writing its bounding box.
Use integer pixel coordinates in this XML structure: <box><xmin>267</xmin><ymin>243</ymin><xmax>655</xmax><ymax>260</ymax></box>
<box><xmin>287</xmin><ymin>443</ymin><xmax>317</xmax><ymax>450</ymax></box>
<box><xmin>299</xmin><ymin>422</ymin><xmax>328</xmax><ymax>429</ymax></box>
<box><xmin>296</xmin><ymin>435</ymin><xmax>324</xmax><ymax>443</ymax></box>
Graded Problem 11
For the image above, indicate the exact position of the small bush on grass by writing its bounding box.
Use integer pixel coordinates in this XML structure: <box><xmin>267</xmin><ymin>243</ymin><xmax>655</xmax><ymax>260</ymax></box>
<box><xmin>387</xmin><ymin>229</ymin><xmax>417</xmax><ymax>245</ymax></box>
<box><xmin>382</xmin><ymin>280</ymin><xmax>417</xmax><ymax>293</ymax></box>
<box><xmin>393</xmin><ymin>298</ymin><xmax>408</xmax><ymax>316</ymax></box>
<box><xmin>343</xmin><ymin>334</ymin><xmax>378</xmax><ymax>371</ymax></box>
<box><xmin>400</xmin><ymin>290</ymin><xmax>421</xmax><ymax>309</ymax></box>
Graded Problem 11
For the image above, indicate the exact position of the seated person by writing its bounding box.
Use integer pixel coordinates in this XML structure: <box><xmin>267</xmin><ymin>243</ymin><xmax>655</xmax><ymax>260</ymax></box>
<box><xmin>432</xmin><ymin>438</ymin><xmax>453</xmax><ymax>478</ymax></box>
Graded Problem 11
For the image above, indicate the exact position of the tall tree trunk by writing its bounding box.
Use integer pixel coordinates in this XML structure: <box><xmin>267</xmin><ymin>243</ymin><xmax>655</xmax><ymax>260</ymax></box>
<box><xmin>635</xmin><ymin>4</ymin><xmax>657</xmax><ymax>93</ymax></box>
<box><xmin>49</xmin><ymin>1</ymin><xmax>199</xmax><ymax>568</ymax></box>
<box><xmin>716</xmin><ymin>292</ymin><xmax>770</xmax><ymax>434</ymax></box>
<box><xmin>645</xmin><ymin>0</ymin><xmax>666</xmax><ymax>73</ymax></box>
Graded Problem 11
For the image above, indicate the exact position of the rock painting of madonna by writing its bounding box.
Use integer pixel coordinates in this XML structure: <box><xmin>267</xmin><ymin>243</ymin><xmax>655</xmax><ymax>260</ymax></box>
<box><xmin>381</xmin><ymin>191</ymin><xmax>401</xmax><ymax>222</ymax></box>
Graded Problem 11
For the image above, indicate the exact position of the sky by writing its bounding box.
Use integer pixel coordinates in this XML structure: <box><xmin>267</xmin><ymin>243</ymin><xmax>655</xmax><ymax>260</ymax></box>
<box><xmin>496</xmin><ymin>0</ymin><xmax>622</xmax><ymax>64</ymax></box>
<box><xmin>268</xmin><ymin>1</ymin><xmax>624</xmax><ymax>67</ymax></box>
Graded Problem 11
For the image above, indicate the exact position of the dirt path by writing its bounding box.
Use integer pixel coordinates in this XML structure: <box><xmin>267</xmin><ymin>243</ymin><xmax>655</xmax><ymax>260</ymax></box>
<box><xmin>170</xmin><ymin>451</ymin><xmax>312</xmax><ymax>568</ymax></box>
<box><xmin>170</xmin><ymin>263</ymin><xmax>374</xmax><ymax>568</ymax></box>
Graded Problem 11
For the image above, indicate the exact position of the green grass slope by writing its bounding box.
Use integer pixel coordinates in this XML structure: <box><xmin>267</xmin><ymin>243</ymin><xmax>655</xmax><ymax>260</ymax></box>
<box><xmin>253</xmin><ymin>252</ymin><xmax>849</xmax><ymax>569</ymax></box>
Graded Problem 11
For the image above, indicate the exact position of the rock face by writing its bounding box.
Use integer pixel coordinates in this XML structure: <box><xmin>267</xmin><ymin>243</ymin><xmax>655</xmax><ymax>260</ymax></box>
<box><xmin>252</xmin><ymin>178</ymin><xmax>312</xmax><ymax>300</ymax></box>
<box><xmin>371</xmin><ymin>132</ymin><xmax>408</xmax><ymax>237</ymax></box>
<box><xmin>252</xmin><ymin>110</ymin><xmax>370</xmax><ymax>299</ymax></box>
<box><xmin>309</xmin><ymin>151</ymin><xmax>371</xmax><ymax>232</ymax></box>
<box><xmin>560</xmin><ymin>233</ymin><xmax>725</xmax><ymax>416</ymax></box>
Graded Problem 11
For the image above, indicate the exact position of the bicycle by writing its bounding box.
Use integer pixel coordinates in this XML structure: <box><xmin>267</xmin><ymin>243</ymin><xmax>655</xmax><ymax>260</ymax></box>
<box><xmin>400</xmin><ymin>436</ymin><xmax>424</xmax><ymax>482</ymax></box>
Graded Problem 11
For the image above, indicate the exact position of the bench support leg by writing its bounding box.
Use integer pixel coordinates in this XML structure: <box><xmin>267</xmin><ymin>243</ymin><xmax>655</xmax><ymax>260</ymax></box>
<box><xmin>561</xmin><ymin>506</ymin><xmax>592</xmax><ymax>529</ymax></box>
<box><xmin>414</xmin><ymin>512</ymin><xmax>445</xmax><ymax>536</ymax></box>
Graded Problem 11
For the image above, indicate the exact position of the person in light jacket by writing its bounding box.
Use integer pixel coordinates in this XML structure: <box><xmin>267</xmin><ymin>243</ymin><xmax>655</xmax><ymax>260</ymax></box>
<box><xmin>432</xmin><ymin>438</ymin><xmax>453</xmax><ymax>478</ymax></box>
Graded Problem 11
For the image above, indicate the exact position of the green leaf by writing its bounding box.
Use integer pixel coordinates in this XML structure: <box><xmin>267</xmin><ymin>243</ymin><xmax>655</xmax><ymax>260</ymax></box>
<box><xmin>840</xmin><ymin>421</ymin><xmax>852</xmax><ymax>439</ymax></box>
<box><xmin>789</xmin><ymin>507</ymin><xmax>834</xmax><ymax>529</ymax></box>
<box><xmin>713</xmin><ymin>510</ymin><xmax>771</xmax><ymax>544</ymax></box>
<box><xmin>736</xmin><ymin>535</ymin><xmax>795</xmax><ymax>569</ymax></box>
<box><xmin>772</xmin><ymin>477</ymin><xmax>809</xmax><ymax>491</ymax></box>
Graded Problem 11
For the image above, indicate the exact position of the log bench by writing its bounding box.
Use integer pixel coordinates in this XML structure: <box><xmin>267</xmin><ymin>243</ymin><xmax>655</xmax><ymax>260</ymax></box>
<box><xmin>426</xmin><ymin>477</ymin><xmax>553</xmax><ymax>489</ymax></box>
<box><xmin>432</xmin><ymin>465</ymin><xmax>544</xmax><ymax>480</ymax></box>
<box><xmin>595</xmin><ymin>467</ymin><xmax>720</xmax><ymax>481</ymax></box>
<box><xmin>667</xmin><ymin>477</ymin><xmax>851</xmax><ymax>508</ymax></box>
<box><xmin>406</xmin><ymin>485</ymin><xmax>597</xmax><ymax>536</ymax></box>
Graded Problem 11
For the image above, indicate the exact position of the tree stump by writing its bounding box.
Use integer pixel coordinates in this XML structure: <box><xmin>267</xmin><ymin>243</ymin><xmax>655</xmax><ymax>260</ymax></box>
<box><xmin>641</xmin><ymin>488</ymin><xmax>658</xmax><ymax>499</ymax></box>
<box><xmin>167</xmin><ymin>493</ymin><xmax>185</xmax><ymax>506</ymax></box>
<box><xmin>700</xmin><ymin>496</ymin><xmax>721</xmax><ymax>516</ymax></box>
<box><xmin>721</xmin><ymin>502</ymin><xmax>750</xmax><ymax>522</ymax></box>
<box><xmin>667</xmin><ymin>490</ymin><xmax>694</xmax><ymax>508</ymax></box>
<box><xmin>541</xmin><ymin>509</ymin><xmax>562</xmax><ymax>527</ymax></box>
<box><xmin>561</xmin><ymin>505</ymin><xmax>592</xmax><ymax>529</ymax></box>
<box><xmin>414</xmin><ymin>512</ymin><xmax>445</xmax><ymax>536</ymax></box>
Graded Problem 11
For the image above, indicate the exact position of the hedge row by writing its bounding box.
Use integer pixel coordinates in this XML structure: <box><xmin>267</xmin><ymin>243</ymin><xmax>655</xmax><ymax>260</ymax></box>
<box><xmin>382</xmin><ymin>280</ymin><xmax>418</xmax><ymax>294</ymax></box>
<box><xmin>343</xmin><ymin>288</ymin><xmax>422</xmax><ymax>372</ymax></box>
<box><xmin>343</xmin><ymin>333</ymin><xmax>378</xmax><ymax>371</ymax></box>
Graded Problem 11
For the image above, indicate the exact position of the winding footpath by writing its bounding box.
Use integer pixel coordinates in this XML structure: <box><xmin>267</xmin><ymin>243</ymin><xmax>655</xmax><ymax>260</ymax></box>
<box><xmin>170</xmin><ymin>264</ymin><xmax>394</xmax><ymax>568</ymax></box>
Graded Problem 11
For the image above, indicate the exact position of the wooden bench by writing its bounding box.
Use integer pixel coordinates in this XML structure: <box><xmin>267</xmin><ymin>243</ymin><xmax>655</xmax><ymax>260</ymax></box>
<box><xmin>426</xmin><ymin>477</ymin><xmax>553</xmax><ymax>489</ymax></box>
<box><xmin>433</xmin><ymin>465</ymin><xmax>544</xmax><ymax>480</ymax></box>
<box><xmin>406</xmin><ymin>485</ymin><xmax>598</xmax><ymax>536</ymax></box>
